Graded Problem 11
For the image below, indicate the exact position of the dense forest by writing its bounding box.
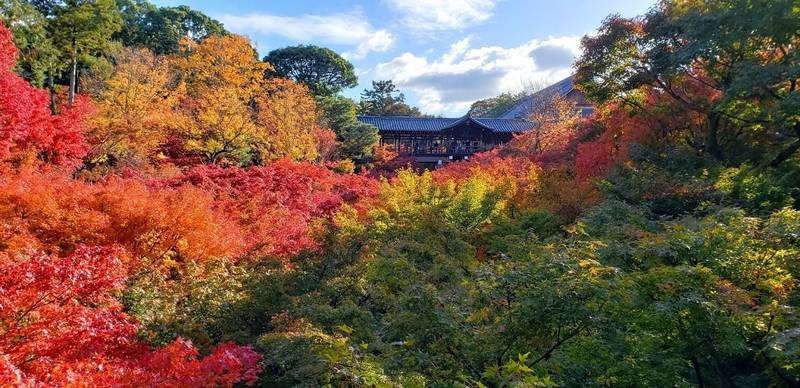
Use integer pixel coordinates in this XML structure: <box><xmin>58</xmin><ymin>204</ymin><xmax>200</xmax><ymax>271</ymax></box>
<box><xmin>0</xmin><ymin>0</ymin><xmax>798</xmax><ymax>386</ymax></box>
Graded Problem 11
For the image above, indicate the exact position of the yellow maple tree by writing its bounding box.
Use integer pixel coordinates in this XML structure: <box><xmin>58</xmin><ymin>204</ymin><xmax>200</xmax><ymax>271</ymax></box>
<box><xmin>174</xmin><ymin>35</ymin><xmax>269</xmax><ymax>164</ymax></box>
<box><xmin>253</xmin><ymin>78</ymin><xmax>320</xmax><ymax>162</ymax></box>
<box><xmin>88</xmin><ymin>47</ymin><xmax>184</xmax><ymax>164</ymax></box>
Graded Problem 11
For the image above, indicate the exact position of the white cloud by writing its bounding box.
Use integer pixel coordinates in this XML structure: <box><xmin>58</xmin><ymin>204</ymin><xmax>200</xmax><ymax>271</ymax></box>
<box><xmin>374</xmin><ymin>36</ymin><xmax>581</xmax><ymax>116</ymax></box>
<box><xmin>384</xmin><ymin>0</ymin><xmax>498</xmax><ymax>31</ymax></box>
<box><xmin>219</xmin><ymin>11</ymin><xmax>393</xmax><ymax>59</ymax></box>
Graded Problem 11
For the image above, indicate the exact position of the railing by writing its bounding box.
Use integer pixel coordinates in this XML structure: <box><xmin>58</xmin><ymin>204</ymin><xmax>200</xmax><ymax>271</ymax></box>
<box><xmin>394</xmin><ymin>145</ymin><xmax>488</xmax><ymax>157</ymax></box>
<box><xmin>411</xmin><ymin>150</ymin><xmax>474</xmax><ymax>157</ymax></box>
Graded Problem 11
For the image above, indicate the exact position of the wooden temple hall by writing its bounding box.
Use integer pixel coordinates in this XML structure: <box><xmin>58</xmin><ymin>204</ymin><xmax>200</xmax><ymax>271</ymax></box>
<box><xmin>357</xmin><ymin>115</ymin><xmax>534</xmax><ymax>166</ymax></box>
<box><xmin>356</xmin><ymin>76</ymin><xmax>592</xmax><ymax>167</ymax></box>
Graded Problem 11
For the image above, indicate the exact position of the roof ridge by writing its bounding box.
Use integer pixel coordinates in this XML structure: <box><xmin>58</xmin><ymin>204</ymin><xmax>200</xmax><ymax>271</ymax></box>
<box><xmin>359</xmin><ymin>115</ymin><xmax>531</xmax><ymax>121</ymax></box>
<box><xmin>356</xmin><ymin>115</ymin><xmax>454</xmax><ymax>119</ymax></box>
<box><xmin>496</xmin><ymin>75</ymin><xmax>575</xmax><ymax>119</ymax></box>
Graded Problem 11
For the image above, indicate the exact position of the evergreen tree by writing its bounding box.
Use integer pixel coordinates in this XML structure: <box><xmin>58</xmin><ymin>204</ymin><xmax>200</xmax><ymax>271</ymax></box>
<box><xmin>357</xmin><ymin>80</ymin><xmax>422</xmax><ymax>116</ymax></box>
<box><xmin>265</xmin><ymin>44</ymin><xmax>357</xmax><ymax>96</ymax></box>
<box><xmin>47</xmin><ymin>0</ymin><xmax>122</xmax><ymax>105</ymax></box>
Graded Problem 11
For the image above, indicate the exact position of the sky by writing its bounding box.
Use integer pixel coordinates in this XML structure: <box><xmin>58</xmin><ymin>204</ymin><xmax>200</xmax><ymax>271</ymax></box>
<box><xmin>152</xmin><ymin>0</ymin><xmax>656</xmax><ymax>116</ymax></box>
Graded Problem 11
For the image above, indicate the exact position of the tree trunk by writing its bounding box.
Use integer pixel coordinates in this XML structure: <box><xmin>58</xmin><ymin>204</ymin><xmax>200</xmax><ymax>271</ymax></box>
<box><xmin>48</xmin><ymin>71</ymin><xmax>57</xmax><ymax>114</ymax></box>
<box><xmin>705</xmin><ymin>113</ymin><xmax>723</xmax><ymax>160</ymax></box>
<box><xmin>690</xmin><ymin>355</ymin><xmax>705</xmax><ymax>388</ymax></box>
<box><xmin>68</xmin><ymin>35</ymin><xmax>77</xmax><ymax>106</ymax></box>
<box><xmin>68</xmin><ymin>56</ymin><xmax>77</xmax><ymax>106</ymax></box>
<box><xmin>770</xmin><ymin>138</ymin><xmax>800</xmax><ymax>167</ymax></box>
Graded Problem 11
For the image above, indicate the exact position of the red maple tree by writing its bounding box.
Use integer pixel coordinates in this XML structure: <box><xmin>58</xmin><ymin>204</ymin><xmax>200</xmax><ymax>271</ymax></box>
<box><xmin>159</xmin><ymin>160</ymin><xmax>378</xmax><ymax>261</ymax></box>
<box><xmin>0</xmin><ymin>23</ymin><xmax>87</xmax><ymax>168</ymax></box>
<box><xmin>0</xmin><ymin>247</ymin><xmax>261</xmax><ymax>386</ymax></box>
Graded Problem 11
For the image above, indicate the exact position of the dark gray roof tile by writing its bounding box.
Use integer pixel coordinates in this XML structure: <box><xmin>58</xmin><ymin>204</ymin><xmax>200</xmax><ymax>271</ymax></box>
<box><xmin>473</xmin><ymin>118</ymin><xmax>536</xmax><ymax>133</ymax></box>
<box><xmin>357</xmin><ymin>116</ymin><xmax>457</xmax><ymax>132</ymax></box>
<box><xmin>356</xmin><ymin>115</ymin><xmax>534</xmax><ymax>133</ymax></box>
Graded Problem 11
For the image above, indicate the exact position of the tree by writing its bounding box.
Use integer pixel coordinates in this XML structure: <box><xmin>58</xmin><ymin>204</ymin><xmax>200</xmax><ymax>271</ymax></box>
<box><xmin>115</xmin><ymin>0</ymin><xmax>227</xmax><ymax>55</ymax></box>
<box><xmin>509</xmin><ymin>95</ymin><xmax>582</xmax><ymax>154</ymax></box>
<box><xmin>0</xmin><ymin>169</ymin><xmax>245</xmax><ymax>269</ymax></box>
<box><xmin>316</xmin><ymin>94</ymin><xmax>357</xmax><ymax>132</ymax></box>
<box><xmin>174</xmin><ymin>34</ymin><xmax>269</xmax><ymax>164</ymax></box>
<box><xmin>48</xmin><ymin>0</ymin><xmax>123</xmax><ymax>105</ymax></box>
<box><xmin>264</xmin><ymin>45</ymin><xmax>357</xmax><ymax>96</ymax></box>
<box><xmin>575</xmin><ymin>0</ymin><xmax>800</xmax><ymax>166</ymax></box>
<box><xmin>87</xmin><ymin>46</ymin><xmax>183</xmax><ymax>165</ymax></box>
<box><xmin>0</xmin><ymin>246</ymin><xmax>262</xmax><ymax>385</ymax></box>
<box><xmin>158</xmin><ymin>161</ymin><xmax>378</xmax><ymax>261</ymax></box>
<box><xmin>252</xmin><ymin>78</ymin><xmax>320</xmax><ymax>163</ymax></box>
<box><xmin>175</xmin><ymin>35</ymin><xmax>328</xmax><ymax>165</ymax></box>
<box><xmin>0</xmin><ymin>22</ymin><xmax>87</xmax><ymax>167</ymax></box>
<box><xmin>357</xmin><ymin>80</ymin><xmax>422</xmax><ymax>117</ymax></box>
<box><xmin>337</xmin><ymin>120</ymin><xmax>379</xmax><ymax>164</ymax></box>
<box><xmin>313</xmin><ymin>126</ymin><xmax>338</xmax><ymax>163</ymax></box>
<box><xmin>316</xmin><ymin>94</ymin><xmax>380</xmax><ymax>163</ymax></box>
<box><xmin>0</xmin><ymin>0</ymin><xmax>59</xmax><ymax>87</ymax></box>
<box><xmin>469</xmin><ymin>92</ymin><xmax>523</xmax><ymax>118</ymax></box>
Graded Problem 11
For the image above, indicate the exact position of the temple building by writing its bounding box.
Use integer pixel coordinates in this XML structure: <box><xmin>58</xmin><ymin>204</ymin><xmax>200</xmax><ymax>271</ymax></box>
<box><xmin>358</xmin><ymin>115</ymin><xmax>533</xmax><ymax>166</ymax></box>
<box><xmin>356</xmin><ymin>76</ymin><xmax>592</xmax><ymax>167</ymax></box>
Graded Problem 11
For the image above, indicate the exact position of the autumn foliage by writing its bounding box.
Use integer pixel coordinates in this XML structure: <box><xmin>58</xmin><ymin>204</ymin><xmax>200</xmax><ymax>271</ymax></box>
<box><xmin>0</xmin><ymin>247</ymin><xmax>261</xmax><ymax>386</ymax></box>
<box><xmin>2</xmin><ymin>0</ymin><xmax>799</xmax><ymax>384</ymax></box>
<box><xmin>87</xmin><ymin>47</ymin><xmax>182</xmax><ymax>165</ymax></box>
<box><xmin>0</xmin><ymin>25</ymin><xmax>87</xmax><ymax>168</ymax></box>
<box><xmin>0</xmin><ymin>22</ymin><xmax>376</xmax><ymax>382</ymax></box>
<box><xmin>0</xmin><ymin>22</ymin><xmax>262</xmax><ymax>386</ymax></box>
<box><xmin>0</xmin><ymin>168</ymin><xmax>242</xmax><ymax>267</ymax></box>
<box><xmin>158</xmin><ymin>160</ymin><xmax>378</xmax><ymax>261</ymax></box>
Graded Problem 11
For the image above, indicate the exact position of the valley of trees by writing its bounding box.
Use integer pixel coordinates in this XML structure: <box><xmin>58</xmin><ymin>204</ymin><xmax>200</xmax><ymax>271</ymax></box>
<box><xmin>0</xmin><ymin>0</ymin><xmax>798</xmax><ymax>386</ymax></box>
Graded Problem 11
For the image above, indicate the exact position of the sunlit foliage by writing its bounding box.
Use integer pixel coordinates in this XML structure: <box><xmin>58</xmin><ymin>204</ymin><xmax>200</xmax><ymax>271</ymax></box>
<box><xmin>1</xmin><ymin>1</ymin><xmax>799</xmax><ymax>386</ymax></box>
<box><xmin>87</xmin><ymin>46</ymin><xmax>182</xmax><ymax>165</ymax></box>
<box><xmin>0</xmin><ymin>24</ymin><xmax>86</xmax><ymax>167</ymax></box>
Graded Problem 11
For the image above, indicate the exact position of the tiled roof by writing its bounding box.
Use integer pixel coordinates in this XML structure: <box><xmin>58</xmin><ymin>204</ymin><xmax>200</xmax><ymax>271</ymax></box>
<box><xmin>357</xmin><ymin>115</ymin><xmax>534</xmax><ymax>133</ymax></box>
<box><xmin>473</xmin><ymin>118</ymin><xmax>536</xmax><ymax>133</ymax></box>
<box><xmin>357</xmin><ymin>116</ymin><xmax>459</xmax><ymax>132</ymax></box>
<box><xmin>498</xmin><ymin>76</ymin><xmax>575</xmax><ymax>119</ymax></box>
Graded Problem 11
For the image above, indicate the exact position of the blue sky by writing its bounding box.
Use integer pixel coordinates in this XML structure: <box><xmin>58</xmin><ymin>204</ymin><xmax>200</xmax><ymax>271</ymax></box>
<box><xmin>152</xmin><ymin>0</ymin><xmax>655</xmax><ymax>116</ymax></box>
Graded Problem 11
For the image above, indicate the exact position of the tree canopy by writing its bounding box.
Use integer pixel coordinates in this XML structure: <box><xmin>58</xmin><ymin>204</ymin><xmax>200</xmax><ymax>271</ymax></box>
<box><xmin>575</xmin><ymin>0</ymin><xmax>800</xmax><ymax>166</ymax></box>
<box><xmin>468</xmin><ymin>91</ymin><xmax>523</xmax><ymax>118</ymax></box>
<box><xmin>0</xmin><ymin>1</ymin><xmax>799</xmax><ymax>386</ymax></box>
<box><xmin>47</xmin><ymin>0</ymin><xmax>123</xmax><ymax>105</ymax></box>
<box><xmin>316</xmin><ymin>94</ymin><xmax>380</xmax><ymax>164</ymax></box>
<box><xmin>0</xmin><ymin>0</ymin><xmax>59</xmax><ymax>87</ymax></box>
<box><xmin>357</xmin><ymin>80</ymin><xmax>423</xmax><ymax>117</ymax></box>
<box><xmin>115</xmin><ymin>0</ymin><xmax>227</xmax><ymax>55</ymax></box>
<box><xmin>264</xmin><ymin>44</ymin><xmax>358</xmax><ymax>96</ymax></box>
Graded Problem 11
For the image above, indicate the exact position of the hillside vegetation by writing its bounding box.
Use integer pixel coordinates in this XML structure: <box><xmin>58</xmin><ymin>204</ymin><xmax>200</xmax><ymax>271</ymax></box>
<box><xmin>0</xmin><ymin>0</ymin><xmax>798</xmax><ymax>386</ymax></box>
